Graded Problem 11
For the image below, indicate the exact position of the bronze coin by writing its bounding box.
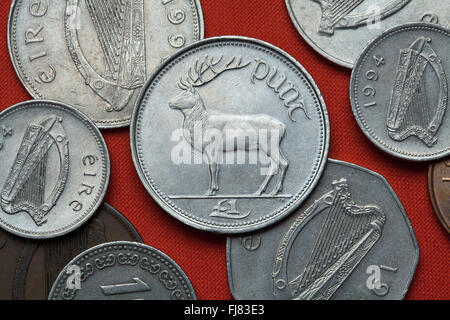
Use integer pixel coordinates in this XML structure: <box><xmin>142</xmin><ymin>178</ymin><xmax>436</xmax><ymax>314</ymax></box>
<box><xmin>429</xmin><ymin>158</ymin><xmax>450</xmax><ymax>233</ymax></box>
<box><xmin>0</xmin><ymin>203</ymin><xmax>142</xmax><ymax>300</ymax></box>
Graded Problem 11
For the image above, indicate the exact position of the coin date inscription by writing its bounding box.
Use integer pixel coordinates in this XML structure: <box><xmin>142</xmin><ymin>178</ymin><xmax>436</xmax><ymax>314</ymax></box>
<box><xmin>163</xmin><ymin>0</ymin><xmax>189</xmax><ymax>49</ymax></box>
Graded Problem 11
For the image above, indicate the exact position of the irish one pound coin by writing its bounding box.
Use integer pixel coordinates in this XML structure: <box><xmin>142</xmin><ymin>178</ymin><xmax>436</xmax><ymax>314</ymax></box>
<box><xmin>350</xmin><ymin>23</ymin><xmax>450</xmax><ymax>161</ymax></box>
<box><xmin>0</xmin><ymin>203</ymin><xmax>142</xmax><ymax>300</ymax></box>
<box><xmin>131</xmin><ymin>36</ymin><xmax>330</xmax><ymax>234</ymax></box>
<box><xmin>0</xmin><ymin>100</ymin><xmax>110</xmax><ymax>239</ymax></box>
<box><xmin>48</xmin><ymin>241</ymin><xmax>196</xmax><ymax>300</ymax></box>
<box><xmin>286</xmin><ymin>0</ymin><xmax>449</xmax><ymax>68</ymax></box>
<box><xmin>227</xmin><ymin>159</ymin><xmax>419</xmax><ymax>300</ymax></box>
<box><xmin>8</xmin><ymin>0</ymin><xmax>204</xmax><ymax>128</ymax></box>
<box><xmin>428</xmin><ymin>158</ymin><xmax>450</xmax><ymax>233</ymax></box>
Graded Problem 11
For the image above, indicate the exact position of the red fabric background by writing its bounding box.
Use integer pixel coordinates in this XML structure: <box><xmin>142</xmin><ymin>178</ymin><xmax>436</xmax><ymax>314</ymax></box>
<box><xmin>0</xmin><ymin>0</ymin><xmax>448</xmax><ymax>300</ymax></box>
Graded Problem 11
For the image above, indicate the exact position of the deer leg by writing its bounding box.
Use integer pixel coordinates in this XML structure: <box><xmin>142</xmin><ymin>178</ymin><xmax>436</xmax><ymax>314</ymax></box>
<box><xmin>271</xmin><ymin>150</ymin><xmax>288</xmax><ymax>195</ymax></box>
<box><xmin>212</xmin><ymin>154</ymin><xmax>220</xmax><ymax>193</ymax></box>
<box><xmin>210</xmin><ymin>162</ymin><xmax>219</xmax><ymax>193</ymax></box>
<box><xmin>205</xmin><ymin>149</ymin><xmax>220</xmax><ymax>196</ymax></box>
<box><xmin>205</xmin><ymin>163</ymin><xmax>217</xmax><ymax>196</ymax></box>
<box><xmin>204</xmin><ymin>152</ymin><xmax>216</xmax><ymax>196</ymax></box>
<box><xmin>256</xmin><ymin>157</ymin><xmax>276</xmax><ymax>195</ymax></box>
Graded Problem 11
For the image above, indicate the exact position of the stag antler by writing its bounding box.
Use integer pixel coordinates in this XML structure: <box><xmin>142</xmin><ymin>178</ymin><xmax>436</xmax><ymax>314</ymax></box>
<box><xmin>178</xmin><ymin>55</ymin><xmax>251</xmax><ymax>90</ymax></box>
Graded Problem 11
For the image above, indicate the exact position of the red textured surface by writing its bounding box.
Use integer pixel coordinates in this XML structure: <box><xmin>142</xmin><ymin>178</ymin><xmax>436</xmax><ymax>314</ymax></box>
<box><xmin>0</xmin><ymin>0</ymin><xmax>448</xmax><ymax>300</ymax></box>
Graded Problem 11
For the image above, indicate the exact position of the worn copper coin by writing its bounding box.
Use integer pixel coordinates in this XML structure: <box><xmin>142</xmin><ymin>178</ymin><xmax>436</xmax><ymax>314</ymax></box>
<box><xmin>428</xmin><ymin>158</ymin><xmax>450</xmax><ymax>233</ymax></box>
<box><xmin>0</xmin><ymin>203</ymin><xmax>142</xmax><ymax>300</ymax></box>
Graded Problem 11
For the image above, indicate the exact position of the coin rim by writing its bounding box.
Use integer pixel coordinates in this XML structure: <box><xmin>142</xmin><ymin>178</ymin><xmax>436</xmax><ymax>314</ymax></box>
<box><xmin>226</xmin><ymin>158</ymin><xmax>420</xmax><ymax>300</ymax></box>
<box><xmin>48</xmin><ymin>241</ymin><xmax>197</xmax><ymax>300</ymax></box>
<box><xmin>101</xmin><ymin>203</ymin><xmax>143</xmax><ymax>243</ymax></box>
<box><xmin>285</xmin><ymin>0</ymin><xmax>354</xmax><ymax>69</ymax></box>
<box><xmin>130</xmin><ymin>35</ymin><xmax>330</xmax><ymax>234</ymax></box>
<box><xmin>7</xmin><ymin>0</ymin><xmax>205</xmax><ymax>129</ymax></box>
<box><xmin>427</xmin><ymin>162</ymin><xmax>450</xmax><ymax>233</ymax></box>
<box><xmin>0</xmin><ymin>99</ymin><xmax>110</xmax><ymax>239</ymax></box>
<box><xmin>350</xmin><ymin>22</ymin><xmax>450</xmax><ymax>162</ymax></box>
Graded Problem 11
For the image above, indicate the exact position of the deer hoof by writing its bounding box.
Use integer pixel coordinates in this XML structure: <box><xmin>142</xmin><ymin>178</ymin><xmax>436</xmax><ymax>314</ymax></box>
<box><xmin>270</xmin><ymin>190</ymin><xmax>280</xmax><ymax>196</ymax></box>
<box><xmin>254</xmin><ymin>189</ymin><xmax>264</xmax><ymax>196</ymax></box>
<box><xmin>205</xmin><ymin>190</ymin><xmax>217</xmax><ymax>196</ymax></box>
<box><xmin>271</xmin><ymin>187</ymin><xmax>282</xmax><ymax>196</ymax></box>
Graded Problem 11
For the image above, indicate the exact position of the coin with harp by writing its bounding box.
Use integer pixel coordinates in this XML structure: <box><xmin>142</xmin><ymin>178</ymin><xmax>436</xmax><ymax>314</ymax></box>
<box><xmin>227</xmin><ymin>159</ymin><xmax>419</xmax><ymax>300</ymax></box>
<box><xmin>0</xmin><ymin>100</ymin><xmax>110</xmax><ymax>239</ymax></box>
<box><xmin>8</xmin><ymin>0</ymin><xmax>204</xmax><ymax>128</ymax></box>
<box><xmin>286</xmin><ymin>0</ymin><xmax>449</xmax><ymax>68</ymax></box>
<box><xmin>351</xmin><ymin>23</ymin><xmax>450</xmax><ymax>161</ymax></box>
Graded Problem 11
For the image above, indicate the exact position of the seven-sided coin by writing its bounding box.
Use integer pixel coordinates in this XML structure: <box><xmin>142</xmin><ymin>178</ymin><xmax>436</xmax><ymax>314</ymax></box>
<box><xmin>8</xmin><ymin>0</ymin><xmax>204</xmax><ymax>128</ymax></box>
<box><xmin>227</xmin><ymin>159</ymin><xmax>419</xmax><ymax>300</ymax></box>
<box><xmin>0</xmin><ymin>100</ymin><xmax>110</xmax><ymax>239</ymax></box>
<box><xmin>286</xmin><ymin>0</ymin><xmax>449</xmax><ymax>68</ymax></box>
<box><xmin>350</xmin><ymin>23</ymin><xmax>450</xmax><ymax>161</ymax></box>
<box><xmin>0</xmin><ymin>203</ymin><xmax>142</xmax><ymax>300</ymax></box>
<box><xmin>131</xmin><ymin>36</ymin><xmax>330</xmax><ymax>234</ymax></box>
<box><xmin>48</xmin><ymin>241</ymin><xmax>196</xmax><ymax>300</ymax></box>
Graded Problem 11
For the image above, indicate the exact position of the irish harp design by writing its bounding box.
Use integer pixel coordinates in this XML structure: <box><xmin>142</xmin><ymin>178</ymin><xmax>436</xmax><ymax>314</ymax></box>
<box><xmin>387</xmin><ymin>37</ymin><xmax>448</xmax><ymax>147</ymax></box>
<box><xmin>272</xmin><ymin>179</ymin><xmax>386</xmax><ymax>300</ymax></box>
<box><xmin>314</xmin><ymin>0</ymin><xmax>411</xmax><ymax>35</ymax></box>
<box><xmin>65</xmin><ymin>0</ymin><xmax>147</xmax><ymax>112</ymax></box>
<box><xmin>1</xmin><ymin>116</ymin><xmax>69</xmax><ymax>226</ymax></box>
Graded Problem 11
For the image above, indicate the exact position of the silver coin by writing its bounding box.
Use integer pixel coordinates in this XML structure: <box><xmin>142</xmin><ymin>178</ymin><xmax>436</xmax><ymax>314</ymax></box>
<box><xmin>48</xmin><ymin>241</ymin><xmax>196</xmax><ymax>300</ymax></box>
<box><xmin>350</xmin><ymin>23</ymin><xmax>450</xmax><ymax>161</ymax></box>
<box><xmin>286</xmin><ymin>0</ymin><xmax>449</xmax><ymax>68</ymax></box>
<box><xmin>0</xmin><ymin>100</ymin><xmax>110</xmax><ymax>239</ymax></box>
<box><xmin>8</xmin><ymin>0</ymin><xmax>204</xmax><ymax>128</ymax></box>
<box><xmin>227</xmin><ymin>159</ymin><xmax>419</xmax><ymax>300</ymax></box>
<box><xmin>131</xmin><ymin>36</ymin><xmax>330</xmax><ymax>234</ymax></box>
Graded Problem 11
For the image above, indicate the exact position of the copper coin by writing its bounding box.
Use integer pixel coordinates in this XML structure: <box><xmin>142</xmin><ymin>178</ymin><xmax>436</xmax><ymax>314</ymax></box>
<box><xmin>429</xmin><ymin>158</ymin><xmax>450</xmax><ymax>233</ymax></box>
<box><xmin>0</xmin><ymin>203</ymin><xmax>142</xmax><ymax>300</ymax></box>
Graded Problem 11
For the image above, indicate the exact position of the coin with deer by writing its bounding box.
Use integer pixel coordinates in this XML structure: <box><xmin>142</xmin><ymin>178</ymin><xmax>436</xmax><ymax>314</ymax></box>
<box><xmin>131</xmin><ymin>36</ymin><xmax>330</xmax><ymax>233</ymax></box>
<box><xmin>286</xmin><ymin>0</ymin><xmax>449</xmax><ymax>68</ymax></box>
<box><xmin>227</xmin><ymin>159</ymin><xmax>419</xmax><ymax>300</ymax></box>
<box><xmin>0</xmin><ymin>100</ymin><xmax>110</xmax><ymax>239</ymax></box>
<box><xmin>8</xmin><ymin>0</ymin><xmax>204</xmax><ymax>128</ymax></box>
<box><xmin>350</xmin><ymin>23</ymin><xmax>450</xmax><ymax>161</ymax></box>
